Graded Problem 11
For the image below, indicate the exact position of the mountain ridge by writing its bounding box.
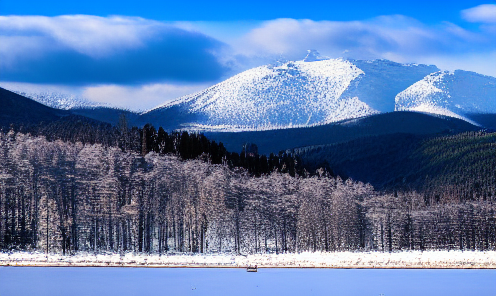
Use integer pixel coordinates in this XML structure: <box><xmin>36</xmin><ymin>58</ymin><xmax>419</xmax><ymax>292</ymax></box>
<box><xmin>0</xmin><ymin>87</ymin><xmax>69</xmax><ymax>129</ymax></box>
<box><xmin>141</xmin><ymin>56</ymin><xmax>441</xmax><ymax>131</ymax></box>
<box><xmin>2</xmin><ymin>54</ymin><xmax>494</xmax><ymax>132</ymax></box>
<box><xmin>395</xmin><ymin>70</ymin><xmax>496</xmax><ymax>127</ymax></box>
<box><xmin>204</xmin><ymin>111</ymin><xmax>481</xmax><ymax>155</ymax></box>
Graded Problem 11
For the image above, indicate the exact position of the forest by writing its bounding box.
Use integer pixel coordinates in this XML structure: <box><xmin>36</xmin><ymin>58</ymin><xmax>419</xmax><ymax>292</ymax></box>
<box><xmin>298</xmin><ymin>131</ymin><xmax>496</xmax><ymax>196</ymax></box>
<box><xmin>1</xmin><ymin>127</ymin><xmax>495</xmax><ymax>255</ymax></box>
<box><xmin>10</xmin><ymin>115</ymin><xmax>302</xmax><ymax>178</ymax></box>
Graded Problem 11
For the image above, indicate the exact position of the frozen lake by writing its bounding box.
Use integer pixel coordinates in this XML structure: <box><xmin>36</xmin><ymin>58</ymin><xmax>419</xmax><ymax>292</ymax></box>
<box><xmin>0</xmin><ymin>267</ymin><xmax>495</xmax><ymax>296</ymax></box>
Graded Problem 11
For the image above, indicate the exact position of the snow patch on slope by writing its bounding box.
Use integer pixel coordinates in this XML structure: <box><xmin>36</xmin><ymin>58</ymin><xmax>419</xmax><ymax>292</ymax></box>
<box><xmin>395</xmin><ymin>72</ymin><xmax>448</xmax><ymax>109</ymax></box>
<box><xmin>407</xmin><ymin>104</ymin><xmax>481</xmax><ymax>126</ymax></box>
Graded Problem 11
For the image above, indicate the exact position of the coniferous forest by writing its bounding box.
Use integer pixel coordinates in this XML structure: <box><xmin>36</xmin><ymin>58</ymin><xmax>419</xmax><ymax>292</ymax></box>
<box><xmin>1</xmin><ymin>120</ymin><xmax>495</xmax><ymax>255</ymax></box>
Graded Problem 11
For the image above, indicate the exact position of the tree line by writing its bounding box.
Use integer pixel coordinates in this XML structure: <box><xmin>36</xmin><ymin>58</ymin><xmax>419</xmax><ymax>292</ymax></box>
<box><xmin>1</xmin><ymin>131</ymin><xmax>494</xmax><ymax>255</ymax></box>
<box><xmin>7</xmin><ymin>114</ymin><xmax>303</xmax><ymax>178</ymax></box>
<box><xmin>297</xmin><ymin>131</ymin><xmax>496</xmax><ymax>203</ymax></box>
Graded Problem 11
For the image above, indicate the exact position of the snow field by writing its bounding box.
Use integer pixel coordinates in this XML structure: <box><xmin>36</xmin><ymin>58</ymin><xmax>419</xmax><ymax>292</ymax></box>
<box><xmin>1</xmin><ymin>250</ymin><xmax>495</xmax><ymax>268</ymax></box>
<box><xmin>396</xmin><ymin>70</ymin><xmax>496</xmax><ymax>124</ymax></box>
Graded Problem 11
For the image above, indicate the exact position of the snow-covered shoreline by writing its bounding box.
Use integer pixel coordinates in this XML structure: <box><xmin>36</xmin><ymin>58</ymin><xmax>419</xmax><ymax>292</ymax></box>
<box><xmin>1</xmin><ymin>251</ymin><xmax>495</xmax><ymax>269</ymax></box>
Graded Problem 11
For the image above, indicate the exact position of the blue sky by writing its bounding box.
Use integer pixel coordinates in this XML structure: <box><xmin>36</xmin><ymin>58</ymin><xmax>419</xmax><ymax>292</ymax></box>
<box><xmin>0</xmin><ymin>0</ymin><xmax>495</xmax><ymax>110</ymax></box>
<box><xmin>0</xmin><ymin>0</ymin><xmax>489</xmax><ymax>23</ymax></box>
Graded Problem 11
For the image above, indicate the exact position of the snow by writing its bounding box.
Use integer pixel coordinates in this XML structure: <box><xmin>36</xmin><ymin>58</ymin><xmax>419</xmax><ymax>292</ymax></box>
<box><xmin>303</xmin><ymin>49</ymin><xmax>330</xmax><ymax>62</ymax></box>
<box><xmin>1</xmin><ymin>251</ymin><xmax>494</xmax><ymax>268</ymax></box>
<box><xmin>405</xmin><ymin>104</ymin><xmax>481</xmax><ymax>126</ymax></box>
<box><xmin>396</xmin><ymin>70</ymin><xmax>496</xmax><ymax>125</ymax></box>
<box><xmin>144</xmin><ymin>56</ymin><xmax>439</xmax><ymax>133</ymax></box>
<box><xmin>0</xmin><ymin>83</ymin><xmax>103</xmax><ymax>110</ymax></box>
<box><xmin>19</xmin><ymin>92</ymin><xmax>104</xmax><ymax>110</ymax></box>
<box><xmin>144</xmin><ymin>58</ymin><xmax>378</xmax><ymax>132</ymax></box>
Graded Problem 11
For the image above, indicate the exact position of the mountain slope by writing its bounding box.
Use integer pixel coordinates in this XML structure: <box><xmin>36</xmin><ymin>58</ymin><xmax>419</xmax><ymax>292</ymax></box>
<box><xmin>70</xmin><ymin>107</ymin><xmax>142</xmax><ymax>127</ymax></box>
<box><xmin>204</xmin><ymin>111</ymin><xmax>480</xmax><ymax>155</ymax></box>
<box><xmin>0</xmin><ymin>83</ymin><xmax>102</xmax><ymax>110</ymax></box>
<box><xmin>297</xmin><ymin>131</ymin><xmax>496</xmax><ymax>193</ymax></box>
<box><xmin>0</xmin><ymin>87</ymin><xmax>68</xmax><ymax>129</ymax></box>
<box><xmin>142</xmin><ymin>56</ymin><xmax>439</xmax><ymax>132</ymax></box>
<box><xmin>13</xmin><ymin>91</ymin><xmax>101</xmax><ymax>110</ymax></box>
<box><xmin>145</xmin><ymin>58</ymin><xmax>371</xmax><ymax>131</ymax></box>
<box><xmin>395</xmin><ymin>70</ymin><xmax>496</xmax><ymax>127</ymax></box>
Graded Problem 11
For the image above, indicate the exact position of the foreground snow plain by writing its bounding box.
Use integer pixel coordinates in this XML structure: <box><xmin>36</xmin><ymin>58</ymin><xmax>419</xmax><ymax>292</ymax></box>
<box><xmin>1</xmin><ymin>251</ymin><xmax>495</xmax><ymax>269</ymax></box>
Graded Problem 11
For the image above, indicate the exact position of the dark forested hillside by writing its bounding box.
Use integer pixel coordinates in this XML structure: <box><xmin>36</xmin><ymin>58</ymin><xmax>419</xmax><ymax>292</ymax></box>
<box><xmin>70</xmin><ymin>107</ymin><xmax>143</xmax><ymax>127</ymax></box>
<box><xmin>139</xmin><ymin>124</ymin><xmax>302</xmax><ymax>177</ymax></box>
<box><xmin>0</xmin><ymin>87</ymin><xmax>68</xmax><ymax>129</ymax></box>
<box><xmin>204</xmin><ymin>111</ymin><xmax>481</xmax><ymax>155</ymax></box>
<box><xmin>465</xmin><ymin>113</ymin><xmax>496</xmax><ymax>131</ymax></box>
<box><xmin>297</xmin><ymin>131</ymin><xmax>496</xmax><ymax>201</ymax></box>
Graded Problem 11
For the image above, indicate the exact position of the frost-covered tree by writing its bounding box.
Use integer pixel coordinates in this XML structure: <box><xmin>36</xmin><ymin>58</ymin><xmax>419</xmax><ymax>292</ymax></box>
<box><xmin>1</xmin><ymin>132</ymin><xmax>495</xmax><ymax>255</ymax></box>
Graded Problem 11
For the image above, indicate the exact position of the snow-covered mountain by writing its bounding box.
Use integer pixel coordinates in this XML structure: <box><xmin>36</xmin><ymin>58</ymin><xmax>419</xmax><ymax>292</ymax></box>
<box><xmin>0</xmin><ymin>83</ymin><xmax>102</xmax><ymax>110</ymax></box>
<box><xmin>395</xmin><ymin>70</ymin><xmax>496</xmax><ymax>126</ymax></box>
<box><xmin>3</xmin><ymin>51</ymin><xmax>492</xmax><ymax>132</ymax></box>
<box><xmin>143</xmin><ymin>51</ymin><xmax>438</xmax><ymax>131</ymax></box>
<box><xmin>11</xmin><ymin>91</ymin><xmax>102</xmax><ymax>110</ymax></box>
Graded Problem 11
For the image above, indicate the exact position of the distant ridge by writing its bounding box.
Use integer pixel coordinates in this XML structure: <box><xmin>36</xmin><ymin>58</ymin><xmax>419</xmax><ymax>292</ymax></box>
<box><xmin>0</xmin><ymin>87</ymin><xmax>68</xmax><ymax>129</ymax></box>
<box><xmin>11</xmin><ymin>90</ymin><xmax>102</xmax><ymax>110</ymax></box>
<box><xmin>204</xmin><ymin>111</ymin><xmax>481</xmax><ymax>155</ymax></box>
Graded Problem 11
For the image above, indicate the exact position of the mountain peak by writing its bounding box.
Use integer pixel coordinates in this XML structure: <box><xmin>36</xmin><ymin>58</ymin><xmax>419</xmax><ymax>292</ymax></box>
<box><xmin>395</xmin><ymin>69</ymin><xmax>496</xmax><ymax>126</ymax></box>
<box><xmin>303</xmin><ymin>50</ymin><xmax>329</xmax><ymax>62</ymax></box>
<box><xmin>142</xmin><ymin>56</ymin><xmax>442</xmax><ymax>132</ymax></box>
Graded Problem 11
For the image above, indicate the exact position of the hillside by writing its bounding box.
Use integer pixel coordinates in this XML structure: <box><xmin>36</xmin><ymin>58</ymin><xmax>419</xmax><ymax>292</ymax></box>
<box><xmin>0</xmin><ymin>87</ymin><xmax>68</xmax><ymax>129</ymax></box>
<box><xmin>10</xmin><ymin>90</ymin><xmax>101</xmax><ymax>110</ymax></box>
<box><xmin>70</xmin><ymin>107</ymin><xmax>142</xmax><ymax>127</ymax></box>
<box><xmin>204</xmin><ymin>111</ymin><xmax>481</xmax><ymax>155</ymax></box>
<box><xmin>297</xmin><ymin>131</ymin><xmax>496</xmax><ymax>199</ymax></box>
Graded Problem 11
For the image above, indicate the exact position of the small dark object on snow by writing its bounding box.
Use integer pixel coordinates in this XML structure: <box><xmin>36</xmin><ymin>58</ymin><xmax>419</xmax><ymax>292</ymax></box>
<box><xmin>247</xmin><ymin>265</ymin><xmax>258</xmax><ymax>272</ymax></box>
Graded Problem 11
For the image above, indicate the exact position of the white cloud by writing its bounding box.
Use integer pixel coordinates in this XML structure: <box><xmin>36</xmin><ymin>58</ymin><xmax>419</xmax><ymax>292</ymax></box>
<box><xmin>419</xmin><ymin>51</ymin><xmax>496</xmax><ymax>78</ymax></box>
<box><xmin>239</xmin><ymin>17</ymin><xmax>476</xmax><ymax>58</ymax></box>
<box><xmin>461</xmin><ymin>4</ymin><xmax>496</xmax><ymax>24</ymax></box>
<box><xmin>0</xmin><ymin>15</ymin><xmax>228</xmax><ymax>84</ymax></box>
<box><xmin>0</xmin><ymin>15</ymin><xmax>159</xmax><ymax>58</ymax></box>
<box><xmin>2</xmin><ymin>13</ymin><xmax>496</xmax><ymax>110</ymax></box>
<box><xmin>82</xmin><ymin>83</ymin><xmax>211</xmax><ymax>111</ymax></box>
<box><xmin>230</xmin><ymin>16</ymin><xmax>496</xmax><ymax>77</ymax></box>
